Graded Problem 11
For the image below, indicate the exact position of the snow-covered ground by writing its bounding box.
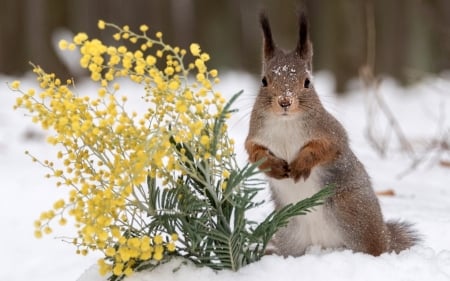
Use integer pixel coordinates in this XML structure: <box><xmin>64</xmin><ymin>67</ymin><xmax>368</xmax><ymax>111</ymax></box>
<box><xmin>1</xmin><ymin>71</ymin><xmax>449</xmax><ymax>281</ymax></box>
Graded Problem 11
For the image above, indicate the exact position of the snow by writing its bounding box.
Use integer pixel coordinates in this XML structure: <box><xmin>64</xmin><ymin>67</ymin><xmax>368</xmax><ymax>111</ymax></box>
<box><xmin>1</xmin><ymin>71</ymin><xmax>450</xmax><ymax>281</ymax></box>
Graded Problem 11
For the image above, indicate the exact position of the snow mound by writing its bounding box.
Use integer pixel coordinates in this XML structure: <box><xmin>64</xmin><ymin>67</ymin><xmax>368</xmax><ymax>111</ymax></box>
<box><xmin>77</xmin><ymin>247</ymin><xmax>450</xmax><ymax>281</ymax></box>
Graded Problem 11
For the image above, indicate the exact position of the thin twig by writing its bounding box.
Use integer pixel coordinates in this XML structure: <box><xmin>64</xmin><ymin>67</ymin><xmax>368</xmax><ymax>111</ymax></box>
<box><xmin>360</xmin><ymin>1</ymin><xmax>416</xmax><ymax>162</ymax></box>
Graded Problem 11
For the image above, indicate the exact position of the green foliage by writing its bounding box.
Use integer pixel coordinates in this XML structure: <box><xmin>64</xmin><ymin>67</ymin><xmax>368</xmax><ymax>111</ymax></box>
<box><xmin>135</xmin><ymin>92</ymin><xmax>334</xmax><ymax>273</ymax></box>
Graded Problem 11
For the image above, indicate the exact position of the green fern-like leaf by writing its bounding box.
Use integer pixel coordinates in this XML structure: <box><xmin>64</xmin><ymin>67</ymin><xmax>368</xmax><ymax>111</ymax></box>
<box><xmin>134</xmin><ymin>92</ymin><xmax>334</xmax><ymax>274</ymax></box>
<box><xmin>249</xmin><ymin>185</ymin><xmax>334</xmax><ymax>256</ymax></box>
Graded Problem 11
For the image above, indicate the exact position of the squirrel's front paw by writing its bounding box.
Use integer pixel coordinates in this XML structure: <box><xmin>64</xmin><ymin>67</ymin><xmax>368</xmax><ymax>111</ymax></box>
<box><xmin>261</xmin><ymin>155</ymin><xmax>290</xmax><ymax>179</ymax></box>
<box><xmin>289</xmin><ymin>158</ymin><xmax>313</xmax><ymax>182</ymax></box>
<box><xmin>245</xmin><ymin>141</ymin><xmax>289</xmax><ymax>179</ymax></box>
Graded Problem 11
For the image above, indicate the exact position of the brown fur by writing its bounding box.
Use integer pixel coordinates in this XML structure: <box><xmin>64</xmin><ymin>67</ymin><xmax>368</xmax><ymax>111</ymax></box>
<box><xmin>290</xmin><ymin>138</ymin><xmax>339</xmax><ymax>182</ymax></box>
<box><xmin>245</xmin><ymin>11</ymin><xmax>419</xmax><ymax>257</ymax></box>
<box><xmin>245</xmin><ymin>141</ymin><xmax>290</xmax><ymax>179</ymax></box>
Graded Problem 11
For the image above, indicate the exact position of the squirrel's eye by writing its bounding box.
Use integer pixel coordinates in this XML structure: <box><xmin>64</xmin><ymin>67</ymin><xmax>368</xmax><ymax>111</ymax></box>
<box><xmin>262</xmin><ymin>76</ymin><xmax>268</xmax><ymax>87</ymax></box>
<box><xmin>304</xmin><ymin>78</ymin><xmax>311</xmax><ymax>89</ymax></box>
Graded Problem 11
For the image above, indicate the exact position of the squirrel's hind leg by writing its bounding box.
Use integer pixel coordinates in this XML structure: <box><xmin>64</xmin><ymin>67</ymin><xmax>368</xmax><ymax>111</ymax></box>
<box><xmin>330</xmin><ymin>189</ymin><xmax>390</xmax><ymax>256</ymax></box>
<box><xmin>264</xmin><ymin>239</ymin><xmax>279</xmax><ymax>256</ymax></box>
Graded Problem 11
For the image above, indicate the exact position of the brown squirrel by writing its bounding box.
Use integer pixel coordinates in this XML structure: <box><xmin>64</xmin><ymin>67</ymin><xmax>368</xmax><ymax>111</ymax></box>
<box><xmin>245</xmin><ymin>11</ymin><xmax>419</xmax><ymax>257</ymax></box>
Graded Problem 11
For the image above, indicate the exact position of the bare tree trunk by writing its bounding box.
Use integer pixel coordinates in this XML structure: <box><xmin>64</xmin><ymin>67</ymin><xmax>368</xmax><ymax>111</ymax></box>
<box><xmin>23</xmin><ymin>0</ymin><xmax>70</xmax><ymax>78</ymax></box>
<box><xmin>170</xmin><ymin>0</ymin><xmax>195</xmax><ymax>48</ymax></box>
<box><xmin>0</xmin><ymin>0</ymin><xmax>26</xmax><ymax>74</ymax></box>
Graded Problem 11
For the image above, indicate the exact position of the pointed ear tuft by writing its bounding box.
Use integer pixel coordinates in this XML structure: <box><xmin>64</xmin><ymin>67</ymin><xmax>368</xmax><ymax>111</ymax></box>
<box><xmin>296</xmin><ymin>11</ymin><xmax>312</xmax><ymax>59</ymax></box>
<box><xmin>260</xmin><ymin>11</ymin><xmax>276</xmax><ymax>60</ymax></box>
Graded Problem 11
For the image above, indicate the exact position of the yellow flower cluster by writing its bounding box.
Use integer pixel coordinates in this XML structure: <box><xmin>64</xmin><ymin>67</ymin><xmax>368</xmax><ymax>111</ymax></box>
<box><xmin>98</xmin><ymin>234</ymin><xmax>178</xmax><ymax>276</ymax></box>
<box><xmin>11</xmin><ymin>20</ymin><xmax>235</xmax><ymax>278</ymax></box>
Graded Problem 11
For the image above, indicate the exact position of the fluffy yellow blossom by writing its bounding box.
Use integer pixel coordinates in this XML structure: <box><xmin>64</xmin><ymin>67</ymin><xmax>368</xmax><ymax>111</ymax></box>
<box><xmin>43</xmin><ymin>226</ymin><xmax>52</xmax><ymax>234</ymax></box>
<box><xmin>209</xmin><ymin>69</ymin><xmax>218</xmax><ymax>77</ymax></box>
<box><xmin>171</xmin><ymin>233</ymin><xmax>179</xmax><ymax>241</ymax></box>
<box><xmin>10</xmin><ymin>80</ymin><xmax>20</xmax><ymax>90</ymax></box>
<box><xmin>139</xmin><ymin>24</ymin><xmax>149</xmax><ymax>32</ymax></box>
<box><xmin>73</xmin><ymin>32</ymin><xmax>88</xmax><ymax>45</ymax></box>
<box><xmin>200</xmin><ymin>53</ymin><xmax>210</xmax><ymax>61</ymax></box>
<box><xmin>166</xmin><ymin>241</ymin><xmax>176</xmax><ymax>252</ymax></box>
<box><xmin>98</xmin><ymin>259</ymin><xmax>112</xmax><ymax>276</ymax></box>
<box><xmin>58</xmin><ymin>40</ymin><xmax>69</xmax><ymax>50</ymax></box>
<box><xmin>97</xmin><ymin>20</ymin><xmax>106</xmax><ymax>30</ymax></box>
<box><xmin>195</xmin><ymin>59</ymin><xmax>206</xmax><ymax>73</ymax></box>
<box><xmin>53</xmin><ymin>199</ymin><xmax>65</xmax><ymax>209</ymax></box>
<box><xmin>200</xmin><ymin>135</ymin><xmax>210</xmax><ymax>146</ymax></box>
<box><xmin>113</xmin><ymin>263</ymin><xmax>124</xmax><ymax>276</ymax></box>
<box><xmin>153</xmin><ymin>245</ymin><xmax>164</xmax><ymax>261</ymax></box>
<box><xmin>153</xmin><ymin>235</ymin><xmax>163</xmax><ymax>245</ymax></box>
<box><xmin>10</xmin><ymin>20</ymin><xmax>236</xmax><ymax>279</ymax></box>
<box><xmin>68</xmin><ymin>43</ymin><xmax>76</xmax><ymax>51</ymax></box>
<box><xmin>190</xmin><ymin>43</ymin><xmax>201</xmax><ymax>56</ymax></box>
<box><xmin>59</xmin><ymin>217</ymin><xmax>67</xmax><ymax>226</ymax></box>
<box><xmin>34</xmin><ymin>230</ymin><xmax>43</xmax><ymax>238</ymax></box>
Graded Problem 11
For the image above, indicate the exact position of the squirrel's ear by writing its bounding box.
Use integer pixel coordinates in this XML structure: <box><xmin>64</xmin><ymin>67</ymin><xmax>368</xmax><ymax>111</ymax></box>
<box><xmin>260</xmin><ymin>11</ymin><xmax>276</xmax><ymax>60</ymax></box>
<box><xmin>296</xmin><ymin>11</ymin><xmax>312</xmax><ymax>60</ymax></box>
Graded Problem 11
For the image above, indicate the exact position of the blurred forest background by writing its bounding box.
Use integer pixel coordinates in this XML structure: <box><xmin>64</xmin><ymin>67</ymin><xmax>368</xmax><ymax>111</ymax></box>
<box><xmin>1</xmin><ymin>0</ymin><xmax>450</xmax><ymax>92</ymax></box>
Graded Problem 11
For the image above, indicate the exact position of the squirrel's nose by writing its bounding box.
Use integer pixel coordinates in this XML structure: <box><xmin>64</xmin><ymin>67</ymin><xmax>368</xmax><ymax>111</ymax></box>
<box><xmin>278</xmin><ymin>96</ymin><xmax>292</xmax><ymax>108</ymax></box>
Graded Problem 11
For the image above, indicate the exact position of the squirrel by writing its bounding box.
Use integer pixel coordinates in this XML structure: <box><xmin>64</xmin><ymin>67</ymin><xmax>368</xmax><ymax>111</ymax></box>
<box><xmin>245</xmin><ymin>11</ymin><xmax>419</xmax><ymax>257</ymax></box>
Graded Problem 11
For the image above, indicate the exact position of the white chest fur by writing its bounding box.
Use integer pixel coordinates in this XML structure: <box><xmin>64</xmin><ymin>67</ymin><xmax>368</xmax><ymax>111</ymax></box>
<box><xmin>253</xmin><ymin>116</ymin><xmax>344</xmax><ymax>255</ymax></box>
<box><xmin>253</xmin><ymin>116</ymin><xmax>307</xmax><ymax>162</ymax></box>
<box><xmin>269</xmin><ymin>176</ymin><xmax>344</xmax><ymax>256</ymax></box>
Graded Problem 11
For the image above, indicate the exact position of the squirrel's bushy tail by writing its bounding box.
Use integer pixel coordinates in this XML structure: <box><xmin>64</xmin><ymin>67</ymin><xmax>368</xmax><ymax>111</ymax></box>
<box><xmin>386</xmin><ymin>220</ymin><xmax>420</xmax><ymax>253</ymax></box>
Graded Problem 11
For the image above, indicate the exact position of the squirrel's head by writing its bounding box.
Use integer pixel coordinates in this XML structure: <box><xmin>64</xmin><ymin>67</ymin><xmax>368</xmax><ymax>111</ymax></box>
<box><xmin>258</xmin><ymin>11</ymin><xmax>317</xmax><ymax>118</ymax></box>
